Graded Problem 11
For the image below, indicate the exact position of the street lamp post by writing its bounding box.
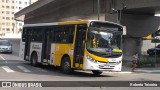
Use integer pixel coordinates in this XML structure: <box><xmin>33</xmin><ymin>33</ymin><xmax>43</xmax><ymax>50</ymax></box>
<box><xmin>110</xmin><ymin>0</ymin><xmax>127</xmax><ymax>24</ymax></box>
<box><xmin>97</xmin><ymin>0</ymin><xmax>100</xmax><ymax>20</ymax></box>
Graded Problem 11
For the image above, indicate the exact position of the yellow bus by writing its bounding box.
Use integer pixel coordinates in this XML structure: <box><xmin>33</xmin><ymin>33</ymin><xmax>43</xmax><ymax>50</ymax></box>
<box><xmin>19</xmin><ymin>20</ymin><xmax>124</xmax><ymax>75</ymax></box>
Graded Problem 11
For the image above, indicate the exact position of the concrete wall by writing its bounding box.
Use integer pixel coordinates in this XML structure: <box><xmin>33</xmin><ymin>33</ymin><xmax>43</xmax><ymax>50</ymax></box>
<box><xmin>24</xmin><ymin>0</ymin><xmax>107</xmax><ymax>24</ymax></box>
<box><xmin>122</xmin><ymin>37</ymin><xmax>142</xmax><ymax>60</ymax></box>
<box><xmin>121</xmin><ymin>14</ymin><xmax>160</xmax><ymax>37</ymax></box>
<box><xmin>105</xmin><ymin>13</ymin><xmax>160</xmax><ymax>59</ymax></box>
<box><xmin>106</xmin><ymin>13</ymin><xmax>160</xmax><ymax>37</ymax></box>
<box><xmin>115</xmin><ymin>0</ymin><xmax>160</xmax><ymax>10</ymax></box>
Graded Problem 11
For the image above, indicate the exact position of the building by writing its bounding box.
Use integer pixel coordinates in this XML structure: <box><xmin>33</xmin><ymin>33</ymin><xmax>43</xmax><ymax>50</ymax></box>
<box><xmin>0</xmin><ymin>0</ymin><xmax>38</xmax><ymax>38</ymax></box>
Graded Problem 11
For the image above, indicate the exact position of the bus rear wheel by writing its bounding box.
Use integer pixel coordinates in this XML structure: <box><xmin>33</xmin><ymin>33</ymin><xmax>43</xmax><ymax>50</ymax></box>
<box><xmin>92</xmin><ymin>70</ymin><xmax>103</xmax><ymax>75</ymax></box>
<box><xmin>31</xmin><ymin>52</ymin><xmax>38</xmax><ymax>67</ymax></box>
<box><xmin>61</xmin><ymin>57</ymin><xmax>72</xmax><ymax>74</ymax></box>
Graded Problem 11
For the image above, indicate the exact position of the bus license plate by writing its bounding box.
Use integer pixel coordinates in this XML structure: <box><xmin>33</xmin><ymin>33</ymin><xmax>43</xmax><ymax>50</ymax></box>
<box><xmin>99</xmin><ymin>64</ymin><xmax>110</xmax><ymax>68</ymax></box>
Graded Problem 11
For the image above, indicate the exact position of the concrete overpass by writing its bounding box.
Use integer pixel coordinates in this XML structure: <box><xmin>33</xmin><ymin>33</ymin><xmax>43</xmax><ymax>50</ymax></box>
<box><xmin>15</xmin><ymin>0</ymin><xmax>160</xmax><ymax>59</ymax></box>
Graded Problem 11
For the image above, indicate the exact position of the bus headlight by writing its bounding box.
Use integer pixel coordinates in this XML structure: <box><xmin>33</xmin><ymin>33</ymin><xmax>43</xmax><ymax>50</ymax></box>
<box><xmin>116</xmin><ymin>60</ymin><xmax>122</xmax><ymax>64</ymax></box>
<box><xmin>86</xmin><ymin>55</ymin><xmax>97</xmax><ymax>63</ymax></box>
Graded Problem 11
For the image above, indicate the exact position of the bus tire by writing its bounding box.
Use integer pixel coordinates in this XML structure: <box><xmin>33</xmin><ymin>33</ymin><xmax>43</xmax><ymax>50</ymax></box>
<box><xmin>61</xmin><ymin>57</ymin><xmax>72</xmax><ymax>74</ymax></box>
<box><xmin>31</xmin><ymin>52</ymin><xmax>38</xmax><ymax>67</ymax></box>
<box><xmin>92</xmin><ymin>70</ymin><xmax>103</xmax><ymax>75</ymax></box>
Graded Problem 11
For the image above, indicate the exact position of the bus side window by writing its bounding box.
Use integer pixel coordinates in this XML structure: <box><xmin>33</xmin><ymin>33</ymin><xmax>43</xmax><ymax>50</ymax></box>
<box><xmin>54</xmin><ymin>26</ymin><xmax>61</xmax><ymax>43</ymax></box>
<box><xmin>53</xmin><ymin>25</ymin><xmax>75</xmax><ymax>43</ymax></box>
<box><xmin>64</xmin><ymin>25</ymin><xmax>75</xmax><ymax>43</ymax></box>
<box><xmin>61</xmin><ymin>26</ymin><xmax>67</xmax><ymax>43</ymax></box>
<box><xmin>31</xmin><ymin>28</ymin><xmax>35</xmax><ymax>41</ymax></box>
<box><xmin>51</xmin><ymin>28</ymin><xmax>55</xmax><ymax>43</ymax></box>
<box><xmin>70</xmin><ymin>25</ymin><xmax>75</xmax><ymax>43</ymax></box>
<box><xmin>22</xmin><ymin>28</ymin><xmax>27</xmax><ymax>42</ymax></box>
<box><xmin>68</xmin><ymin>34</ymin><xmax>73</xmax><ymax>43</ymax></box>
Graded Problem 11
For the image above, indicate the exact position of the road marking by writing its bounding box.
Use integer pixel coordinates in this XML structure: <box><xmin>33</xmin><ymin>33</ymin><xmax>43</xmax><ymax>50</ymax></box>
<box><xmin>0</xmin><ymin>55</ymin><xmax>6</xmax><ymax>60</ymax></box>
<box><xmin>35</xmin><ymin>68</ymin><xmax>48</xmax><ymax>72</ymax></box>
<box><xmin>0</xmin><ymin>55</ymin><xmax>7</xmax><ymax>63</ymax></box>
<box><xmin>2</xmin><ymin>66</ymin><xmax>15</xmax><ymax>72</ymax></box>
<box><xmin>17</xmin><ymin>66</ymin><xmax>31</xmax><ymax>72</ymax></box>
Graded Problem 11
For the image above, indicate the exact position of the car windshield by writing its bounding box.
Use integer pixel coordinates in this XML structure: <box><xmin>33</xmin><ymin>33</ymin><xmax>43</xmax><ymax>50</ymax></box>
<box><xmin>0</xmin><ymin>41</ymin><xmax>11</xmax><ymax>46</ymax></box>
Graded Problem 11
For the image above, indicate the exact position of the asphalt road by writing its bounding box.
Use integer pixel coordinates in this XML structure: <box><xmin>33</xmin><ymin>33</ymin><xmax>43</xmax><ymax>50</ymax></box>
<box><xmin>0</xmin><ymin>39</ymin><xmax>160</xmax><ymax>90</ymax></box>
<box><xmin>0</xmin><ymin>54</ymin><xmax>160</xmax><ymax>89</ymax></box>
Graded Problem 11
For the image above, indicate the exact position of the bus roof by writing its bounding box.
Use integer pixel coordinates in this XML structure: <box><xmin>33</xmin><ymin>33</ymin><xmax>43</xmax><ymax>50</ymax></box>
<box><xmin>23</xmin><ymin>20</ymin><xmax>122</xmax><ymax>27</ymax></box>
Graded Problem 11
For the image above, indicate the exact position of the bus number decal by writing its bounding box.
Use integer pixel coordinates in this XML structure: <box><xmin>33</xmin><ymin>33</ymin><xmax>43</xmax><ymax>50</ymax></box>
<box><xmin>30</xmin><ymin>43</ymin><xmax>42</xmax><ymax>63</ymax></box>
<box><xmin>69</xmin><ymin>49</ymin><xmax>74</xmax><ymax>55</ymax></box>
<box><xmin>56</xmin><ymin>46</ymin><xmax>59</xmax><ymax>51</ymax></box>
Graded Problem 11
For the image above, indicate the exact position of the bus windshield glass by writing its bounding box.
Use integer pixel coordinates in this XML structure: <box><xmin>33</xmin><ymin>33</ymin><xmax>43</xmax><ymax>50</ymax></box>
<box><xmin>87</xmin><ymin>22</ymin><xmax>123</xmax><ymax>57</ymax></box>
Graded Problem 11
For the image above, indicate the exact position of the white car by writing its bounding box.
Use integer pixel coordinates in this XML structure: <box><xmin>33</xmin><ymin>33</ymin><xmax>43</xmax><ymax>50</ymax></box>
<box><xmin>0</xmin><ymin>40</ymin><xmax>12</xmax><ymax>54</ymax></box>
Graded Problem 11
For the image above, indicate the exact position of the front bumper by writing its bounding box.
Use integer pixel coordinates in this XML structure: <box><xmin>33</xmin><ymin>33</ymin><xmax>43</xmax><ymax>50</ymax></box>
<box><xmin>0</xmin><ymin>50</ymin><xmax>12</xmax><ymax>53</ymax></box>
<box><xmin>84</xmin><ymin>56</ymin><xmax>122</xmax><ymax>71</ymax></box>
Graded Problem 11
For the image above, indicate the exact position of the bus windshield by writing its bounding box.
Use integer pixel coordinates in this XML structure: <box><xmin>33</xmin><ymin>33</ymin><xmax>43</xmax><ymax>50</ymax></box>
<box><xmin>87</xmin><ymin>22</ymin><xmax>122</xmax><ymax>57</ymax></box>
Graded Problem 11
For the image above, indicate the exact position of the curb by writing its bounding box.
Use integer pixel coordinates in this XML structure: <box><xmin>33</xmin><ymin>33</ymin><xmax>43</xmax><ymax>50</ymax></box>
<box><xmin>135</xmin><ymin>70</ymin><xmax>160</xmax><ymax>73</ymax></box>
<box><xmin>104</xmin><ymin>71</ymin><xmax>133</xmax><ymax>74</ymax></box>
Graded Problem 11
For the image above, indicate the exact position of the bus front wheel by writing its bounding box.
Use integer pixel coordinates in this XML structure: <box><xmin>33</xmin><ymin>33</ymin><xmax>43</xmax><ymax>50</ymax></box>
<box><xmin>61</xmin><ymin>57</ymin><xmax>72</xmax><ymax>74</ymax></box>
<box><xmin>92</xmin><ymin>70</ymin><xmax>103</xmax><ymax>75</ymax></box>
<box><xmin>31</xmin><ymin>52</ymin><xmax>38</xmax><ymax>67</ymax></box>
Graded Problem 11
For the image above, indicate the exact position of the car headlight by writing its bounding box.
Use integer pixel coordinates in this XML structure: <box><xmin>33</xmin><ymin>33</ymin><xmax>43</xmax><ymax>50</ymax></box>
<box><xmin>7</xmin><ymin>47</ymin><xmax>11</xmax><ymax>50</ymax></box>
<box><xmin>86</xmin><ymin>55</ymin><xmax>98</xmax><ymax>63</ymax></box>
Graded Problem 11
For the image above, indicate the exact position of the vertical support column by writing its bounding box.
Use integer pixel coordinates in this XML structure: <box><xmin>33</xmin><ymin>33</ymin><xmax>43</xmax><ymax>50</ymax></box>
<box><xmin>97</xmin><ymin>0</ymin><xmax>100</xmax><ymax>20</ymax></box>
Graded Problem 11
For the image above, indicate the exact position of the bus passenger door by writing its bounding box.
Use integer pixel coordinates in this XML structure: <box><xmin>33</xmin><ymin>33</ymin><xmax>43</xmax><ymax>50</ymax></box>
<box><xmin>24</xmin><ymin>29</ymin><xmax>32</xmax><ymax>60</ymax></box>
<box><xmin>42</xmin><ymin>29</ymin><xmax>52</xmax><ymax>64</ymax></box>
<box><xmin>73</xmin><ymin>24</ymin><xmax>87</xmax><ymax>68</ymax></box>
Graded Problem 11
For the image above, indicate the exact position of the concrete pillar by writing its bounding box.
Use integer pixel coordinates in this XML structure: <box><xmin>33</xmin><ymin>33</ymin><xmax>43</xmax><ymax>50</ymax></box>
<box><xmin>105</xmin><ymin>13</ymin><xmax>160</xmax><ymax>60</ymax></box>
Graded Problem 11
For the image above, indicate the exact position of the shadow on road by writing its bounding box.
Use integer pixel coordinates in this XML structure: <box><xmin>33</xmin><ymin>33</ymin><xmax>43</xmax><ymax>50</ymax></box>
<box><xmin>23</xmin><ymin>63</ymin><xmax>114</xmax><ymax>78</ymax></box>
